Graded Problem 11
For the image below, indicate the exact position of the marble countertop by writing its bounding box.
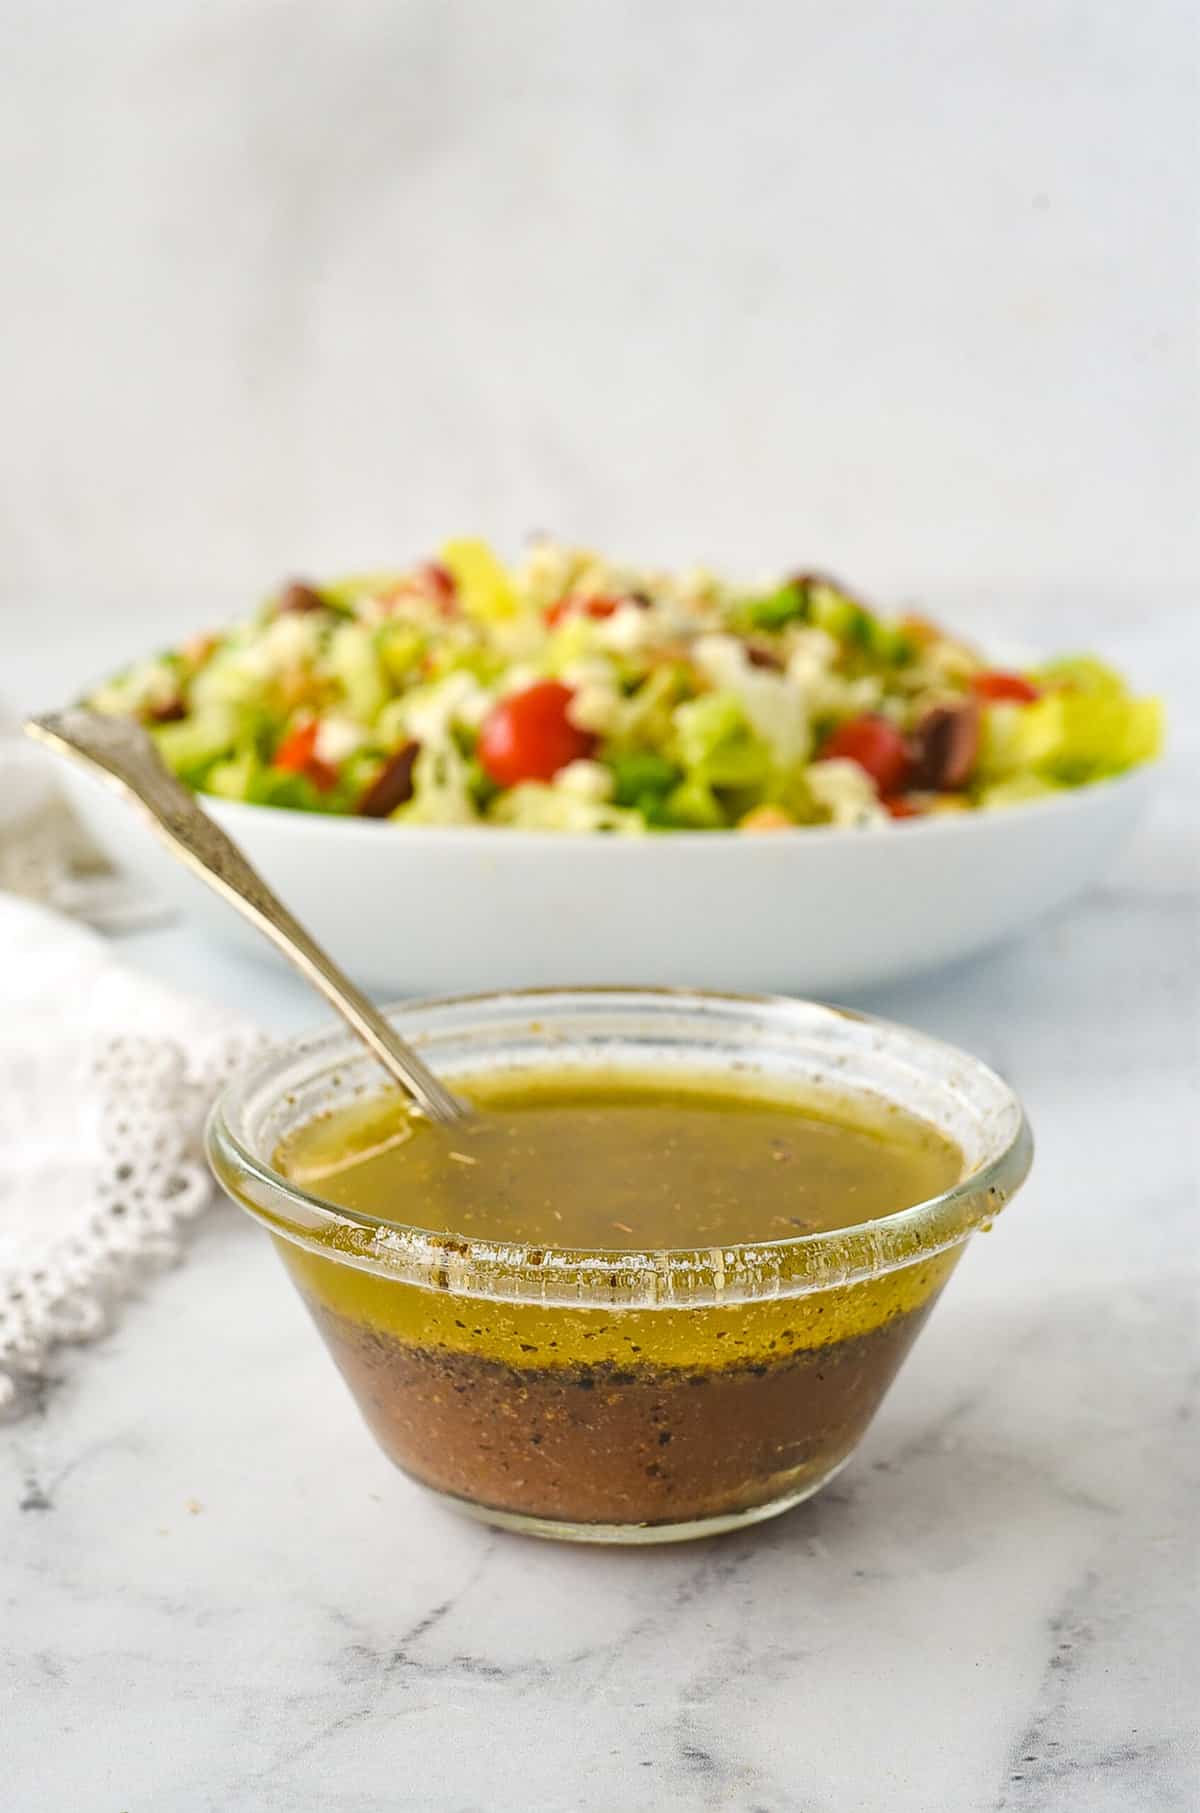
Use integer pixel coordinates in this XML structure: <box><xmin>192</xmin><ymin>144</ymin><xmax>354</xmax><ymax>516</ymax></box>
<box><xmin>4</xmin><ymin>599</ymin><xmax>1198</xmax><ymax>1812</ymax></box>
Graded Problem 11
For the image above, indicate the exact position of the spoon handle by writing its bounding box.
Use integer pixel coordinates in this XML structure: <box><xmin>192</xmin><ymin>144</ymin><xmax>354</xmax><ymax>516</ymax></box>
<box><xmin>26</xmin><ymin>709</ymin><xmax>468</xmax><ymax>1124</ymax></box>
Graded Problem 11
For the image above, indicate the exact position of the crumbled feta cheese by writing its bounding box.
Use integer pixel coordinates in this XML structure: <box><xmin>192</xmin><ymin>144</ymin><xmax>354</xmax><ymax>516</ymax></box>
<box><xmin>405</xmin><ymin>671</ymin><xmax>493</xmax><ymax>744</ymax></box>
<box><xmin>514</xmin><ymin>541</ymin><xmax>591</xmax><ymax>613</ymax></box>
<box><xmin>491</xmin><ymin>616</ymin><xmax>547</xmax><ymax>663</ymax></box>
<box><xmin>785</xmin><ymin>630</ymin><xmax>881</xmax><ymax>718</ymax></box>
<box><xmin>568</xmin><ymin>691</ymin><xmax>617</xmax><ymax>736</ymax></box>
<box><xmin>692</xmin><ymin>635</ymin><xmax>811</xmax><ymax>767</ymax></box>
<box><xmin>313</xmin><ymin>715</ymin><xmax>366</xmax><ymax>765</ymax></box>
<box><xmin>563</xmin><ymin>661</ymin><xmax>623</xmax><ymax>734</ymax></box>
<box><xmin>90</xmin><ymin>658</ymin><xmax>179</xmax><ymax>717</ymax></box>
<box><xmin>262</xmin><ymin>612</ymin><xmax>323</xmax><ymax>668</ymax></box>
<box><xmin>807</xmin><ymin>758</ymin><xmax>888</xmax><ymax>828</ymax></box>
<box><xmin>560</xmin><ymin>657</ymin><xmax>616</xmax><ymax>691</ymax></box>
<box><xmin>555</xmin><ymin>759</ymin><xmax>614</xmax><ymax>803</ymax></box>
<box><xmin>494</xmin><ymin>663</ymin><xmax>540</xmax><ymax>698</ymax></box>
<box><xmin>784</xmin><ymin>628</ymin><xmax>839</xmax><ymax>688</ymax></box>
<box><xmin>592</xmin><ymin>603</ymin><xmax>660</xmax><ymax>654</ymax></box>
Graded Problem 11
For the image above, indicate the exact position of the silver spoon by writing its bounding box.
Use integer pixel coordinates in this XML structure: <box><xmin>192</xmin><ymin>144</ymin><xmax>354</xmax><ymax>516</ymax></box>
<box><xmin>25</xmin><ymin>708</ymin><xmax>470</xmax><ymax>1126</ymax></box>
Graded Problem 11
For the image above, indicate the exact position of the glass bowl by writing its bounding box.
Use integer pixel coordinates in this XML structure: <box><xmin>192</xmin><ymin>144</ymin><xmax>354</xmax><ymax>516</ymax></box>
<box><xmin>206</xmin><ymin>989</ymin><xmax>1032</xmax><ymax>1544</ymax></box>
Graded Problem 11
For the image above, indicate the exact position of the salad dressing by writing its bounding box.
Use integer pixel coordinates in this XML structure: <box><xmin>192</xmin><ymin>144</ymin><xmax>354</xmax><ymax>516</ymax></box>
<box><xmin>272</xmin><ymin>1070</ymin><xmax>968</xmax><ymax>1530</ymax></box>
<box><xmin>277</xmin><ymin>1070</ymin><xmax>963</xmax><ymax>1250</ymax></box>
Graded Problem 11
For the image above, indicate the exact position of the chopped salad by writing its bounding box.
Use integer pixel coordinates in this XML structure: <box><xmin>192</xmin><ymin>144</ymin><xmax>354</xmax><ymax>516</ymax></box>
<box><xmin>88</xmin><ymin>542</ymin><xmax>1163</xmax><ymax>832</ymax></box>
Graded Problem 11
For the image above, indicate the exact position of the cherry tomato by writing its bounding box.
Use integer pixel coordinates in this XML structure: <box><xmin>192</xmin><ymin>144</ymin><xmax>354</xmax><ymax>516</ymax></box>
<box><xmin>882</xmin><ymin>794</ymin><xmax>923</xmax><ymax>819</ymax></box>
<box><xmin>544</xmin><ymin>594</ymin><xmax>620</xmax><ymax>627</ymax></box>
<box><xmin>971</xmin><ymin>670</ymin><xmax>1040</xmax><ymax>704</ymax></box>
<box><xmin>478</xmin><ymin>681</ymin><xmax>596</xmax><ymax>787</ymax></box>
<box><xmin>274</xmin><ymin>721</ymin><xmax>338</xmax><ymax>791</ymax></box>
<box><xmin>820</xmin><ymin>715</ymin><xmax>911</xmax><ymax>796</ymax></box>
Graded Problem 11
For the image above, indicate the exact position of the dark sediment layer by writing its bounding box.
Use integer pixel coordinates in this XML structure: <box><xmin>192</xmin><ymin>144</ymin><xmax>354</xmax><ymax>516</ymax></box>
<box><xmin>309</xmin><ymin>1298</ymin><xmax>935</xmax><ymax>1527</ymax></box>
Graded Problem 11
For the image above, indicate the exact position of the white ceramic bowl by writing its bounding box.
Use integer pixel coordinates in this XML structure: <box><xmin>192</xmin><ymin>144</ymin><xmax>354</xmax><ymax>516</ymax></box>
<box><xmin>57</xmin><ymin>761</ymin><xmax>1153</xmax><ymax>996</ymax></box>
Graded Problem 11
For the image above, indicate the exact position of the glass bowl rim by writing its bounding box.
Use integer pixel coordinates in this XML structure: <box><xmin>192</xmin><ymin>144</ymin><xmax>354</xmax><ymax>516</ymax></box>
<box><xmin>205</xmin><ymin>985</ymin><xmax>1033</xmax><ymax>1306</ymax></box>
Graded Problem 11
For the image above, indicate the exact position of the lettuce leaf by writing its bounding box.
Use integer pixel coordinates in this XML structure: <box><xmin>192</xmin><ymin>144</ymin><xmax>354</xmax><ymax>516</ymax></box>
<box><xmin>328</xmin><ymin>621</ymin><xmax>388</xmax><ymax>724</ymax></box>
<box><xmin>394</xmin><ymin>739</ymin><xmax>479</xmax><ymax>825</ymax></box>
<box><xmin>151</xmin><ymin>704</ymin><xmax>241</xmax><ymax>784</ymax></box>
<box><xmin>673</xmin><ymin>693</ymin><xmax>772</xmax><ymax>789</ymax></box>
<box><xmin>659</xmin><ymin>778</ymin><xmax>729</xmax><ymax>829</ymax></box>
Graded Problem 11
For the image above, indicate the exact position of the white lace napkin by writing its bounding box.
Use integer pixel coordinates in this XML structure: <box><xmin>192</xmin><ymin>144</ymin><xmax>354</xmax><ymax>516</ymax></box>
<box><xmin>0</xmin><ymin>732</ymin><xmax>171</xmax><ymax>933</ymax></box>
<box><xmin>0</xmin><ymin>895</ymin><xmax>262</xmax><ymax>1418</ymax></box>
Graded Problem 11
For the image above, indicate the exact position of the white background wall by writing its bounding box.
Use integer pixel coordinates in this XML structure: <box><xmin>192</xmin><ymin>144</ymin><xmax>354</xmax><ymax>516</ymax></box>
<box><xmin>2</xmin><ymin>0</ymin><xmax>1197</xmax><ymax>626</ymax></box>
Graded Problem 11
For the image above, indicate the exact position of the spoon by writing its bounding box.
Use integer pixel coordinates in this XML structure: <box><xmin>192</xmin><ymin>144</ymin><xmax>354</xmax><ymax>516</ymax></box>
<box><xmin>25</xmin><ymin>708</ymin><xmax>471</xmax><ymax>1126</ymax></box>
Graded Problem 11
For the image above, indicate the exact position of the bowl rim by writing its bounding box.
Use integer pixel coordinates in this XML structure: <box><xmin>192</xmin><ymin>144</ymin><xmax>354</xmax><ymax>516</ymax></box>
<box><xmin>206</xmin><ymin>986</ymin><xmax>1034</xmax><ymax>1307</ymax></box>
<box><xmin>194</xmin><ymin>760</ymin><xmax>1154</xmax><ymax>849</ymax></box>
